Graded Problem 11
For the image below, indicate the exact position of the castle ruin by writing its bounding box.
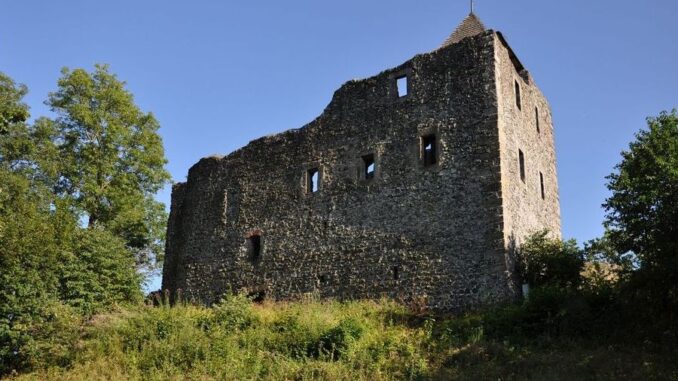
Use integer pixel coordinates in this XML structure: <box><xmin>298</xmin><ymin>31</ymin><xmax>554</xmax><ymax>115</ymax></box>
<box><xmin>162</xmin><ymin>13</ymin><xmax>561</xmax><ymax>311</ymax></box>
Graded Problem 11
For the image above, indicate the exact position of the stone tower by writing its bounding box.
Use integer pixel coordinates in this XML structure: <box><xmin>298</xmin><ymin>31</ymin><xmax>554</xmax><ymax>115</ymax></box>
<box><xmin>162</xmin><ymin>12</ymin><xmax>561</xmax><ymax>311</ymax></box>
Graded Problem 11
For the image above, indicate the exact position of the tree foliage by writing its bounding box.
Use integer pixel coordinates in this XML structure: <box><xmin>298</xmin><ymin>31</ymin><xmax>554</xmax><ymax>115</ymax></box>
<box><xmin>0</xmin><ymin>75</ymin><xmax>73</xmax><ymax>373</ymax></box>
<box><xmin>0</xmin><ymin>73</ymin><xmax>29</xmax><ymax>135</ymax></box>
<box><xmin>59</xmin><ymin>227</ymin><xmax>142</xmax><ymax>315</ymax></box>
<box><xmin>0</xmin><ymin>68</ymin><xmax>162</xmax><ymax>374</ymax></box>
<box><xmin>603</xmin><ymin>110</ymin><xmax>678</xmax><ymax>308</ymax></box>
<box><xmin>0</xmin><ymin>169</ymin><xmax>66</xmax><ymax>374</ymax></box>
<box><xmin>518</xmin><ymin>230</ymin><xmax>584</xmax><ymax>290</ymax></box>
<box><xmin>47</xmin><ymin>64</ymin><xmax>171</xmax><ymax>267</ymax></box>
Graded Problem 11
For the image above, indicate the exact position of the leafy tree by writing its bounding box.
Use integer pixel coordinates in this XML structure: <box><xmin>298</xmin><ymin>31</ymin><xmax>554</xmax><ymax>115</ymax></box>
<box><xmin>0</xmin><ymin>74</ymin><xmax>64</xmax><ymax>190</ymax></box>
<box><xmin>0</xmin><ymin>168</ymin><xmax>141</xmax><ymax>373</ymax></box>
<box><xmin>0</xmin><ymin>73</ymin><xmax>30</xmax><ymax>168</ymax></box>
<box><xmin>0</xmin><ymin>171</ymin><xmax>73</xmax><ymax>374</ymax></box>
<box><xmin>517</xmin><ymin>230</ymin><xmax>584</xmax><ymax>290</ymax></box>
<box><xmin>59</xmin><ymin>227</ymin><xmax>142</xmax><ymax>315</ymax></box>
<box><xmin>0</xmin><ymin>73</ymin><xmax>29</xmax><ymax>135</ymax></box>
<box><xmin>0</xmin><ymin>69</ymin><xmax>150</xmax><ymax>374</ymax></box>
<box><xmin>583</xmin><ymin>235</ymin><xmax>636</xmax><ymax>286</ymax></box>
<box><xmin>47</xmin><ymin>64</ymin><xmax>171</xmax><ymax>268</ymax></box>
<box><xmin>603</xmin><ymin>109</ymin><xmax>678</xmax><ymax>312</ymax></box>
<box><xmin>0</xmin><ymin>74</ymin><xmax>69</xmax><ymax>372</ymax></box>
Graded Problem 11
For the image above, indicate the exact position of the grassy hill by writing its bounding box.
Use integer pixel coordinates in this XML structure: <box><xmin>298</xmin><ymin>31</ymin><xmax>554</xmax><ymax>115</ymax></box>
<box><xmin>8</xmin><ymin>294</ymin><xmax>677</xmax><ymax>381</ymax></box>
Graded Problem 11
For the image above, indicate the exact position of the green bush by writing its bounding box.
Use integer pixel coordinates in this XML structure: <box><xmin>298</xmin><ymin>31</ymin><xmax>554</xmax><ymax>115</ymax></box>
<box><xmin>0</xmin><ymin>170</ymin><xmax>76</xmax><ymax>375</ymax></box>
<box><xmin>267</xmin><ymin>313</ymin><xmax>319</xmax><ymax>359</ymax></box>
<box><xmin>438</xmin><ymin>315</ymin><xmax>485</xmax><ymax>346</ymax></box>
<box><xmin>435</xmin><ymin>286</ymin><xmax>612</xmax><ymax>345</ymax></box>
<box><xmin>59</xmin><ymin>227</ymin><xmax>143</xmax><ymax>316</ymax></box>
<box><xmin>0</xmin><ymin>300</ymin><xmax>81</xmax><ymax>375</ymax></box>
<box><xmin>518</xmin><ymin>230</ymin><xmax>584</xmax><ymax>290</ymax></box>
<box><xmin>313</xmin><ymin>317</ymin><xmax>365</xmax><ymax>360</ymax></box>
<box><xmin>211</xmin><ymin>293</ymin><xmax>259</xmax><ymax>331</ymax></box>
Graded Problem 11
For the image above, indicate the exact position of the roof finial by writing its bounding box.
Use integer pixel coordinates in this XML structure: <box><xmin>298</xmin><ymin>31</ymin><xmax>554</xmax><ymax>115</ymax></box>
<box><xmin>470</xmin><ymin>0</ymin><xmax>475</xmax><ymax>14</ymax></box>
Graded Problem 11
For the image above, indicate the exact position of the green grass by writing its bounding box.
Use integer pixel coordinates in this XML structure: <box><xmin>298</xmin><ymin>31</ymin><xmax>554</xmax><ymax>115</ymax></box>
<box><xmin>7</xmin><ymin>295</ymin><xmax>677</xmax><ymax>381</ymax></box>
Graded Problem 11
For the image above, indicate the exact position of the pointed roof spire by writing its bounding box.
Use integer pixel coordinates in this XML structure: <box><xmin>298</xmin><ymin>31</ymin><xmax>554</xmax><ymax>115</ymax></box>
<box><xmin>440</xmin><ymin>10</ymin><xmax>486</xmax><ymax>48</ymax></box>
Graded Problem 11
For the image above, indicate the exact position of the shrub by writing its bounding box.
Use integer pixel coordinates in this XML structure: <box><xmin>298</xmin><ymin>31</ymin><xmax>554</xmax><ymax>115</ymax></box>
<box><xmin>211</xmin><ymin>293</ymin><xmax>258</xmax><ymax>331</ymax></box>
<box><xmin>313</xmin><ymin>317</ymin><xmax>365</xmax><ymax>360</ymax></box>
<box><xmin>267</xmin><ymin>313</ymin><xmax>318</xmax><ymax>359</ymax></box>
<box><xmin>0</xmin><ymin>300</ymin><xmax>81</xmax><ymax>375</ymax></box>
<box><xmin>518</xmin><ymin>230</ymin><xmax>584</xmax><ymax>290</ymax></box>
<box><xmin>59</xmin><ymin>227</ymin><xmax>143</xmax><ymax>316</ymax></box>
<box><xmin>0</xmin><ymin>170</ymin><xmax>77</xmax><ymax>375</ymax></box>
<box><xmin>438</xmin><ymin>315</ymin><xmax>485</xmax><ymax>346</ymax></box>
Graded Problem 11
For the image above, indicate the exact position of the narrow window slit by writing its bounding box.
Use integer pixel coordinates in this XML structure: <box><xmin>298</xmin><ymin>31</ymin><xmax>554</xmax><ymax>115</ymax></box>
<box><xmin>540</xmin><ymin>172</ymin><xmax>545</xmax><ymax>199</ymax></box>
<box><xmin>515</xmin><ymin>80</ymin><xmax>522</xmax><ymax>110</ymax></box>
<box><xmin>397</xmin><ymin>75</ymin><xmax>408</xmax><ymax>97</ymax></box>
<box><xmin>307</xmin><ymin>168</ymin><xmax>320</xmax><ymax>193</ymax></box>
<box><xmin>248</xmin><ymin>234</ymin><xmax>262</xmax><ymax>263</ymax></box>
<box><xmin>535</xmin><ymin>107</ymin><xmax>540</xmax><ymax>133</ymax></box>
<box><xmin>362</xmin><ymin>154</ymin><xmax>375</xmax><ymax>180</ymax></box>
<box><xmin>519</xmin><ymin>149</ymin><xmax>525</xmax><ymax>182</ymax></box>
<box><xmin>393</xmin><ymin>266</ymin><xmax>400</xmax><ymax>280</ymax></box>
<box><xmin>422</xmin><ymin>134</ymin><xmax>437</xmax><ymax>167</ymax></box>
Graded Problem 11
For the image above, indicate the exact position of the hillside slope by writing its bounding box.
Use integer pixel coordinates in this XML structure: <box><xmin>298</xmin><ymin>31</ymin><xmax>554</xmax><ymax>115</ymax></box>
<box><xmin>9</xmin><ymin>295</ymin><xmax>677</xmax><ymax>381</ymax></box>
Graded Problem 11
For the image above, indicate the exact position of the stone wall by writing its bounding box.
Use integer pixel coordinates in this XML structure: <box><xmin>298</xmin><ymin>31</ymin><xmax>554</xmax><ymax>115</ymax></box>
<box><xmin>494</xmin><ymin>32</ymin><xmax>562</xmax><ymax>250</ymax></box>
<box><xmin>162</xmin><ymin>30</ymin><xmax>560</xmax><ymax>311</ymax></box>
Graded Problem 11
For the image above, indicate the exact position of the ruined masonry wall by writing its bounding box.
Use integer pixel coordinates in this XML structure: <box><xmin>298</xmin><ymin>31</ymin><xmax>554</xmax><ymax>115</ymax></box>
<box><xmin>494</xmin><ymin>33</ymin><xmax>562</xmax><ymax>251</ymax></box>
<box><xmin>162</xmin><ymin>30</ymin><xmax>559</xmax><ymax>311</ymax></box>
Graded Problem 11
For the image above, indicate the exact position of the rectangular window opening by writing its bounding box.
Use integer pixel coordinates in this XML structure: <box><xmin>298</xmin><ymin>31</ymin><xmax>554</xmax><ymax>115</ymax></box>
<box><xmin>540</xmin><ymin>172</ymin><xmax>545</xmax><ymax>199</ymax></box>
<box><xmin>422</xmin><ymin>134</ymin><xmax>437</xmax><ymax>167</ymax></box>
<box><xmin>397</xmin><ymin>76</ymin><xmax>408</xmax><ymax>97</ymax></box>
<box><xmin>515</xmin><ymin>80</ymin><xmax>522</xmax><ymax>110</ymax></box>
<box><xmin>393</xmin><ymin>266</ymin><xmax>400</xmax><ymax>280</ymax></box>
<box><xmin>362</xmin><ymin>154</ymin><xmax>375</xmax><ymax>180</ymax></box>
<box><xmin>519</xmin><ymin>149</ymin><xmax>526</xmax><ymax>183</ymax></box>
<box><xmin>248</xmin><ymin>234</ymin><xmax>262</xmax><ymax>263</ymax></box>
<box><xmin>535</xmin><ymin>107</ymin><xmax>540</xmax><ymax>134</ymax></box>
<box><xmin>307</xmin><ymin>168</ymin><xmax>319</xmax><ymax>193</ymax></box>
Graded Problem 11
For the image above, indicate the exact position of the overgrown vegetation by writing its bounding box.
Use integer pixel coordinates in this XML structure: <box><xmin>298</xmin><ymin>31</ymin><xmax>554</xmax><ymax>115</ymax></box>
<box><xmin>1</xmin><ymin>65</ymin><xmax>677</xmax><ymax>380</ymax></box>
<box><xmin>4</xmin><ymin>222</ymin><xmax>678</xmax><ymax>380</ymax></box>
<box><xmin>0</xmin><ymin>68</ymin><xmax>168</xmax><ymax>374</ymax></box>
<box><xmin>5</xmin><ymin>294</ymin><xmax>677</xmax><ymax>381</ymax></box>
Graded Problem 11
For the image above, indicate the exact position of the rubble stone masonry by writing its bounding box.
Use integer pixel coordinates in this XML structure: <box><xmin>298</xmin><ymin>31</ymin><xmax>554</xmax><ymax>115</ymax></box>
<box><xmin>162</xmin><ymin>21</ymin><xmax>561</xmax><ymax>311</ymax></box>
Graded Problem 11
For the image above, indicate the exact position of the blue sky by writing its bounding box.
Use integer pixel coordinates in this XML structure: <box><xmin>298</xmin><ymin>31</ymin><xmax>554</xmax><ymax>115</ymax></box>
<box><xmin>2</xmin><ymin>1</ymin><xmax>676</xmax><ymax>289</ymax></box>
